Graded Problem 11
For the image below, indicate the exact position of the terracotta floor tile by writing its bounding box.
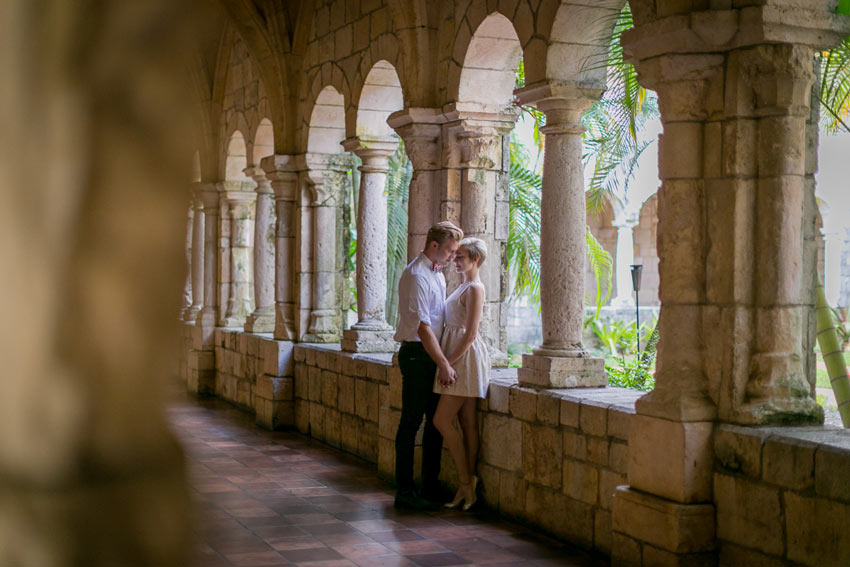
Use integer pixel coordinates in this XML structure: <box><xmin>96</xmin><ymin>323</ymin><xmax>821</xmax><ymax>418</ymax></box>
<box><xmin>171</xmin><ymin>389</ymin><xmax>599</xmax><ymax>567</ymax></box>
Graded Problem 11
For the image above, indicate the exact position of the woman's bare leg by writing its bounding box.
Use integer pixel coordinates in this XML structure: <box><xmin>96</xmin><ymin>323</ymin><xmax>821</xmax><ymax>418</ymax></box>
<box><xmin>433</xmin><ymin>394</ymin><xmax>471</xmax><ymax>485</ymax></box>
<box><xmin>458</xmin><ymin>397</ymin><xmax>479</xmax><ymax>477</ymax></box>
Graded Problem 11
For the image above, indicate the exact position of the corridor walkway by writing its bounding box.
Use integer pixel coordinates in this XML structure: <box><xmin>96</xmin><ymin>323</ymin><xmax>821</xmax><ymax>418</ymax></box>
<box><xmin>168</xmin><ymin>389</ymin><xmax>607</xmax><ymax>567</ymax></box>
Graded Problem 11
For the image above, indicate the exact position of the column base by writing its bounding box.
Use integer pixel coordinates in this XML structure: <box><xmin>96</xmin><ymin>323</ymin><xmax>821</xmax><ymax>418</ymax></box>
<box><xmin>612</xmin><ymin>486</ymin><xmax>716</xmax><ymax>566</ymax></box>
<box><xmin>517</xmin><ymin>353</ymin><xmax>606</xmax><ymax>388</ymax></box>
<box><xmin>341</xmin><ymin>327</ymin><xmax>396</xmax><ymax>353</ymax></box>
<box><xmin>244</xmin><ymin>307</ymin><xmax>275</xmax><ymax>334</ymax></box>
<box><xmin>307</xmin><ymin>309</ymin><xmax>342</xmax><ymax>342</ymax></box>
<box><xmin>182</xmin><ymin>305</ymin><xmax>201</xmax><ymax>322</ymax></box>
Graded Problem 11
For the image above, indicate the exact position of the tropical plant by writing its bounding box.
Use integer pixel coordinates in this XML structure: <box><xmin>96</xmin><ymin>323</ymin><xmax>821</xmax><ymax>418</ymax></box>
<box><xmin>385</xmin><ymin>141</ymin><xmax>411</xmax><ymax>326</ymax></box>
<box><xmin>582</xmin><ymin>3</ymin><xmax>659</xmax><ymax>215</ymax></box>
<box><xmin>816</xmin><ymin>279</ymin><xmax>850</xmax><ymax>427</ymax></box>
<box><xmin>819</xmin><ymin>36</ymin><xmax>850</xmax><ymax>134</ymax></box>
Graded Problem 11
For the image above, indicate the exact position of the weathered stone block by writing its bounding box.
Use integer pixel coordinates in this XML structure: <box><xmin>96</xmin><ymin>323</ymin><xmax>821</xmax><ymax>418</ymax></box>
<box><xmin>478</xmin><ymin>463</ymin><xmax>501</xmax><ymax>509</ymax></box>
<box><xmin>560</xmin><ymin>398</ymin><xmax>580</xmax><ymax>428</ymax></box>
<box><xmin>359</xmin><ymin>421</ymin><xmax>378</xmax><ymax>462</ymax></box>
<box><xmin>367</xmin><ymin>362</ymin><xmax>388</xmax><ymax>383</ymax></box>
<box><xmin>612</xmin><ymin>486</ymin><xmax>716</xmax><ymax>554</ymax></box>
<box><xmin>488</xmin><ymin>382</ymin><xmax>510</xmax><ymax>413</ymax></box>
<box><xmin>562</xmin><ymin>459</ymin><xmax>598</xmax><ymax>504</ymax></box>
<box><xmin>594</xmin><ymin>508</ymin><xmax>612</xmax><ymax>556</ymax></box>
<box><xmin>355</xmin><ymin>379</ymin><xmax>379</xmax><ymax>422</ymax></box>
<box><xmin>340</xmin><ymin>414</ymin><xmax>359</xmax><ymax>454</ymax></box>
<box><xmin>261</xmin><ymin>339</ymin><xmax>294</xmax><ymax>377</ymax></box>
<box><xmin>611</xmin><ymin>532</ymin><xmax>642</xmax><ymax>567</ymax></box>
<box><xmin>599</xmin><ymin>469</ymin><xmax>626</xmax><ymax>510</ymax></box>
<box><xmin>324</xmin><ymin>408</ymin><xmax>341</xmax><ymax>448</ymax></box>
<box><xmin>719</xmin><ymin>543</ymin><xmax>785</xmax><ymax>567</ymax></box>
<box><xmin>307</xmin><ymin>366</ymin><xmax>321</xmax><ymax>402</ymax></box>
<box><xmin>388</xmin><ymin>367</ymin><xmax>402</xmax><ymax>409</ymax></box>
<box><xmin>608</xmin><ymin>407</ymin><xmax>633</xmax><ymax>441</ymax></box>
<box><xmin>762</xmin><ymin>436</ymin><xmax>815</xmax><ymax>490</ymax></box>
<box><xmin>378</xmin><ymin>406</ymin><xmax>400</xmax><ymax>440</ymax></box>
<box><xmin>536</xmin><ymin>391</ymin><xmax>560</xmax><ymax>426</ymax></box>
<box><xmin>481</xmin><ymin>414</ymin><xmax>522</xmax><ymax>471</ymax></box>
<box><xmin>629</xmin><ymin>415</ymin><xmax>714</xmax><ymax>503</ymax></box>
<box><xmin>586</xmin><ymin>436</ymin><xmax>610</xmax><ymax>467</ymax></box>
<box><xmin>786</xmin><ymin>492</ymin><xmax>850</xmax><ymax>566</ymax></box>
<box><xmin>563</xmin><ymin>430</ymin><xmax>587</xmax><ymax>461</ymax></box>
<box><xmin>294</xmin><ymin>346</ymin><xmax>306</xmax><ymax>362</ymax></box>
<box><xmin>321</xmin><ymin>370</ymin><xmax>338</xmax><ymax>408</ymax></box>
<box><xmin>255</xmin><ymin>399</ymin><xmax>294</xmax><ymax>431</ymax></box>
<box><xmin>377</xmin><ymin>436</ymin><xmax>395</xmax><ymax>480</ymax></box>
<box><xmin>714</xmin><ymin>425</ymin><xmax>765</xmax><ymax>479</ymax></box>
<box><xmin>518</xmin><ymin>355</ymin><xmax>606</xmax><ymax>388</ymax></box>
<box><xmin>579</xmin><ymin>400</ymin><xmax>609</xmax><ymax>437</ymax></box>
<box><xmin>523</xmin><ymin>423</ymin><xmax>562</xmax><ymax>490</ymax></box>
<box><xmin>310</xmin><ymin>403</ymin><xmax>326</xmax><ymax>442</ymax></box>
<box><xmin>609</xmin><ymin>440</ymin><xmax>628</xmax><ymax>474</ymax></box>
<box><xmin>255</xmin><ymin>375</ymin><xmax>293</xmax><ymax>401</ymax></box>
<box><xmin>714</xmin><ymin>473</ymin><xmax>782</xmax><ymax>556</ymax></box>
<box><xmin>509</xmin><ymin>386</ymin><xmax>537</xmax><ymax>421</ymax></box>
<box><xmin>499</xmin><ymin>473</ymin><xmax>527</xmax><ymax>517</ymax></box>
<box><xmin>815</xmin><ymin>443</ymin><xmax>850</xmax><ymax>503</ymax></box>
<box><xmin>295</xmin><ymin>402</ymin><xmax>310</xmax><ymax>434</ymax></box>
<box><xmin>304</xmin><ymin>347</ymin><xmax>316</xmax><ymax>366</ymax></box>
<box><xmin>337</xmin><ymin>374</ymin><xmax>354</xmax><ymax>414</ymax></box>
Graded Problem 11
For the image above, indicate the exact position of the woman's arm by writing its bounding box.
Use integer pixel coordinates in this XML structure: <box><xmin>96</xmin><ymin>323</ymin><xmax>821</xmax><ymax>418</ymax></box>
<box><xmin>446</xmin><ymin>284</ymin><xmax>485</xmax><ymax>365</ymax></box>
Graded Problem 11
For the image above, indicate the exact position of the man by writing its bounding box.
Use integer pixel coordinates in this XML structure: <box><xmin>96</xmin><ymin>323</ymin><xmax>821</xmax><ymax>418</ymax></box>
<box><xmin>393</xmin><ymin>221</ymin><xmax>463</xmax><ymax>510</ymax></box>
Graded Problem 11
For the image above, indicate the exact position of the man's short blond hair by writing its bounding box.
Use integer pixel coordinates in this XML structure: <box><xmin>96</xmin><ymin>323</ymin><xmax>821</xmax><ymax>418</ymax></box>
<box><xmin>459</xmin><ymin>237</ymin><xmax>487</xmax><ymax>266</ymax></box>
<box><xmin>425</xmin><ymin>221</ymin><xmax>463</xmax><ymax>246</ymax></box>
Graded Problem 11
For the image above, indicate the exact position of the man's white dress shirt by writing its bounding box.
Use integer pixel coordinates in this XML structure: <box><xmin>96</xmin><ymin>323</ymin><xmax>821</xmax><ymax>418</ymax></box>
<box><xmin>394</xmin><ymin>252</ymin><xmax>446</xmax><ymax>343</ymax></box>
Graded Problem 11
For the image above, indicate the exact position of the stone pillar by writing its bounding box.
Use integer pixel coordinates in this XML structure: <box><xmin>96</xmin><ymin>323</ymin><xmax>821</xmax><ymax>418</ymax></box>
<box><xmin>192</xmin><ymin>182</ymin><xmax>220</xmax><ymax>395</ymax></box>
<box><xmin>442</xmin><ymin>104</ymin><xmax>518</xmax><ymax>365</ymax></box>
<box><xmin>184</xmin><ymin>185</ymin><xmax>204</xmax><ymax>322</ymax></box>
<box><xmin>388</xmin><ymin>109</ymin><xmax>444</xmax><ymax>261</ymax></box>
<box><xmin>341</xmin><ymin>137</ymin><xmax>397</xmax><ymax>352</ymax></box>
<box><xmin>303</xmin><ymin>153</ymin><xmax>352</xmax><ymax>342</ymax></box>
<box><xmin>610</xmin><ymin>6</ymin><xmax>850</xmax><ymax>565</ymax></box>
<box><xmin>514</xmin><ymin>86</ymin><xmax>606</xmax><ymax>387</ymax></box>
<box><xmin>180</xmin><ymin>201</ymin><xmax>194</xmax><ymax>318</ymax></box>
<box><xmin>219</xmin><ymin>182</ymin><xmax>256</xmax><ymax>328</ymax></box>
<box><xmin>262</xmin><ymin>154</ymin><xmax>299</xmax><ymax>341</ymax></box>
<box><xmin>612</xmin><ymin>217</ymin><xmax>638</xmax><ymax>306</ymax></box>
<box><xmin>244</xmin><ymin>166</ymin><xmax>276</xmax><ymax>333</ymax></box>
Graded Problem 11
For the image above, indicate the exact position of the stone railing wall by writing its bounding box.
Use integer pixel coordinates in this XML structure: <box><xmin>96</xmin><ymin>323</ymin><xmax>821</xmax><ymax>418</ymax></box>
<box><xmin>179</xmin><ymin>329</ymin><xmax>850</xmax><ymax>562</ymax></box>
<box><xmin>292</xmin><ymin>343</ymin><xmax>641</xmax><ymax>556</ymax></box>
<box><xmin>713</xmin><ymin>424</ymin><xmax>850</xmax><ymax>566</ymax></box>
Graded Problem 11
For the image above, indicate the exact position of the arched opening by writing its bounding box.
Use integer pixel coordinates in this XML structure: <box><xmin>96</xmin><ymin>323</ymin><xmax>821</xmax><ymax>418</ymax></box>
<box><xmin>253</xmin><ymin>117</ymin><xmax>274</xmax><ymax>165</ymax></box>
<box><xmin>458</xmin><ymin>13</ymin><xmax>522</xmax><ymax>109</ymax></box>
<box><xmin>357</xmin><ymin>60</ymin><xmax>403</xmax><ymax>139</ymax></box>
<box><xmin>307</xmin><ymin>86</ymin><xmax>345</xmax><ymax>154</ymax></box>
<box><xmin>225</xmin><ymin>130</ymin><xmax>249</xmax><ymax>180</ymax></box>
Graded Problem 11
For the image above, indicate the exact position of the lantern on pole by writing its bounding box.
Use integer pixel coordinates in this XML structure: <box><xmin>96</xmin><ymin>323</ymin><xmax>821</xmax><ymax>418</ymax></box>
<box><xmin>630</xmin><ymin>264</ymin><xmax>643</xmax><ymax>351</ymax></box>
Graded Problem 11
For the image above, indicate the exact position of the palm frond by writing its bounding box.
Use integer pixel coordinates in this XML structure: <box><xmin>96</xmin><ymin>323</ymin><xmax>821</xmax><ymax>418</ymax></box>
<box><xmin>819</xmin><ymin>38</ymin><xmax>850</xmax><ymax>134</ymax></box>
<box><xmin>385</xmin><ymin>141</ymin><xmax>410</xmax><ymax>326</ymax></box>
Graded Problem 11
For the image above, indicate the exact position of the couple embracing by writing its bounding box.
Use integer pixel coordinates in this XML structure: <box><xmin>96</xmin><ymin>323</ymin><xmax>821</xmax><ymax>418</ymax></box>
<box><xmin>393</xmin><ymin>221</ymin><xmax>490</xmax><ymax>511</ymax></box>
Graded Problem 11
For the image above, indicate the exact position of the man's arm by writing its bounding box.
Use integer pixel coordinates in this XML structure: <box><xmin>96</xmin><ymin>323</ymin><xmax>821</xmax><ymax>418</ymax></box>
<box><xmin>418</xmin><ymin>322</ymin><xmax>457</xmax><ymax>387</ymax></box>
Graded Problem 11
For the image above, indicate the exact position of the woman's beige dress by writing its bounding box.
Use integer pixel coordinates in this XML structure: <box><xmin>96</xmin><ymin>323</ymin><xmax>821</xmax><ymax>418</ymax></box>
<box><xmin>433</xmin><ymin>281</ymin><xmax>490</xmax><ymax>398</ymax></box>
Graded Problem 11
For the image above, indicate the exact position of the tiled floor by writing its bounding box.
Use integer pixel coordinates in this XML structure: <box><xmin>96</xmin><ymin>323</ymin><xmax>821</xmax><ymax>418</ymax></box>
<box><xmin>168</xmin><ymin>390</ymin><xmax>608</xmax><ymax>567</ymax></box>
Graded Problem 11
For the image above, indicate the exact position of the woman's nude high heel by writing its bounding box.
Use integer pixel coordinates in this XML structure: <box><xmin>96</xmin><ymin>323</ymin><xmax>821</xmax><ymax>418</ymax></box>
<box><xmin>445</xmin><ymin>476</ymin><xmax>479</xmax><ymax>510</ymax></box>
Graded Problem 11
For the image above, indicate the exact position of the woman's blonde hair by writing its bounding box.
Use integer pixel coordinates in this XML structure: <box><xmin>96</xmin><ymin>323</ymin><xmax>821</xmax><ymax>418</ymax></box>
<box><xmin>425</xmin><ymin>221</ymin><xmax>464</xmax><ymax>246</ymax></box>
<box><xmin>459</xmin><ymin>237</ymin><xmax>487</xmax><ymax>266</ymax></box>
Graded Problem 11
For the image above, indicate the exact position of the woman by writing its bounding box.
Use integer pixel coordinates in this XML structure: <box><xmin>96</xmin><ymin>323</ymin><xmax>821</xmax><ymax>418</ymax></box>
<box><xmin>433</xmin><ymin>237</ymin><xmax>490</xmax><ymax>510</ymax></box>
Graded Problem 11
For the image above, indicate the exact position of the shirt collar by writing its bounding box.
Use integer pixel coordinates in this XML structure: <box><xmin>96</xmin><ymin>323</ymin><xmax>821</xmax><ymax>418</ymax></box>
<box><xmin>419</xmin><ymin>252</ymin><xmax>442</xmax><ymax>273</ymax></box>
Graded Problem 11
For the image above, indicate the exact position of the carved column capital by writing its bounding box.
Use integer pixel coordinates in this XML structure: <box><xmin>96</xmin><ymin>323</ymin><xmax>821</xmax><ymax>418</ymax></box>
<box><xmin>342</xmin><ymin>136</ymin><xmax>397</xmax><ymax>172</ymax></box>
<box><xmin>387</xmin><ymin>108</ymin><xmax>445</xmax><ymax>170</ymax></box>
<box><xmin>303</xmin><ymin>152</ymin><xmax>352</xmax><ymax>205</ymax></box>
<box><xmin>244</xmin><ymin>166</ymin><xmax>272</xmax><ymax>194</ymax></box>
<box><xmin>442</xmin><ymin>103</ymin><xmax>518</xmax><ymax>169</ymax></box>
<box><xmin>261</xmin><ymin>154</ymin><xmax>301</xmax><ymax>201</ymax></box>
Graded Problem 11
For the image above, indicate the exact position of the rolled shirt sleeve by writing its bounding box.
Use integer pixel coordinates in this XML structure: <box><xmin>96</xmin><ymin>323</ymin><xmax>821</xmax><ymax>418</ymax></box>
<box><xmin>412</xmin><ymin>278</ymin><xmax>433</xmax><ymax>327</ymax></box>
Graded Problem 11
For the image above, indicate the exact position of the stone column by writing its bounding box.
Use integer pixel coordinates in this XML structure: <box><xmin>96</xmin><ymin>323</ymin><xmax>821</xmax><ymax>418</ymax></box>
<box><xmin>219</xmin><ymin>182</ymin><xmax>256</xmax><ymax>328</ymax></box>
<box><xmin>244</xmin><ymin>166</ymin><xmax>276</xmax><ymax>333</ymax></box>
<box><xmin>262</xmin><ymin>154</ymin><xmax>299</xmax><ymax>341</ymax></box>
<box><xmin>303</xmin><ymin>153</ymin><xmax>352</xmax><ymax>342</ymax></box>
<box><xmin>341</xmin><ymin>137</ymin><xmax>397</xmax><ymax>352</ymax></box>
<box><xmin>612</xmin><ymin>216</ymin><xmax>638</xmax><ymax>306</ymax></box>
<box><xmin>514</xmin><ymin>86</ymin><xmax>606</xmax><ymax>387</ymax></box>
<box><xmin>184</xmin><ymin>184</ymin><xmax>204</xmax><ymax>322</ymax></box>
<box><xmin>388</xmin><ymin>109</ymin><xmax>444</xmax><ymax>260</ymax></box>
<box><xmin>191</xmin><ymin>182</ymin><xmax>221</xmax><ymax>395</ymax></box>
<box><xmin>442</xmin><ymin>104</ymin><xmax>518</xmax><ymax>365</ymax></box>
<box><xmin>180</xmin><ymin>201</ymin><xmax>194</xmax><ymax>318</ymax></box>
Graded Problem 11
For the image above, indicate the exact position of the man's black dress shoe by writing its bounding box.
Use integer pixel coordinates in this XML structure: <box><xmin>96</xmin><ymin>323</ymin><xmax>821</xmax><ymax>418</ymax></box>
<box><xmin>394</xmin><ymin>490</ymin><xmax>441</xmax><ymax>511</ymax></box>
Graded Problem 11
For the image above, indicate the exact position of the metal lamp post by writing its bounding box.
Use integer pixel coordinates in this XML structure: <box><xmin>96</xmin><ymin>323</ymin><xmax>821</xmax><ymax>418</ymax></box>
<box><xmin>631</xmin><ymin>264</ymin><xmax>643</xmax><ymax>352</ymax></box>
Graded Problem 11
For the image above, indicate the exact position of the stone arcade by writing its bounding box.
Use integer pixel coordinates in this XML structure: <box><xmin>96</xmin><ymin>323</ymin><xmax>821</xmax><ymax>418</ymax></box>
<box><xmin>3</xmin><ymin>1</ymin><xmax>850</xmax><ymax>565</ymax></box>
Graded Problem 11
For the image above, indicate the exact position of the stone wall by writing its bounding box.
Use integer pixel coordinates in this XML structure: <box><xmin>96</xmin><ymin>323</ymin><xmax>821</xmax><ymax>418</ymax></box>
<box><xmin>180</xmin><ymin>332</ymin><xmax>850</xmax><ymax>563</ymax></box>
<box><xmin>291</xmin><ymin>342</ymin><xmax>641</xmax><ymax>556</ymax></box>
<box><xmin>713</xmin><ymin>425</ymin><xmax>850</xmax><ymax>567</ymax></box>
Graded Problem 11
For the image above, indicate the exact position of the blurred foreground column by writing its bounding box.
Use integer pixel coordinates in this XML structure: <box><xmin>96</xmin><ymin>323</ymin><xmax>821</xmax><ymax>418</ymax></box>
<box><xmin>0</xmin><ymin>1</ymin><xmax>194</xmax><ymax>564</ymax></box>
